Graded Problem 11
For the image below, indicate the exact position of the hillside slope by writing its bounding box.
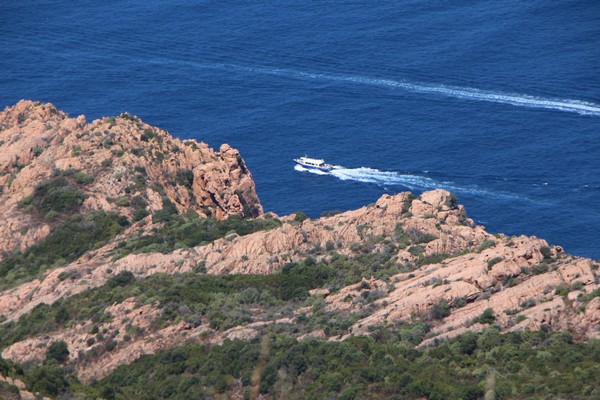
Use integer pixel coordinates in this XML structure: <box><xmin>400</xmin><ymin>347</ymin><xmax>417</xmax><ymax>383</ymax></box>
<box><xmin>0</xmin><ymin>101</ymin><xmax>598</xmax><ymax>399</ymax></box>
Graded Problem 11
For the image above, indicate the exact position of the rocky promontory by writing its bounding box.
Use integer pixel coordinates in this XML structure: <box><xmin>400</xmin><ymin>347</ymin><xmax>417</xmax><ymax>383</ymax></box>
<box><xmin>0</xmin><ymin>100</ymin><xmax>261</xmax><ymax>259</ymax></box>
<box><xmin>0</xmin><ymin>101</ymin><xmax>598</xmax><ymax>398</ymax></box>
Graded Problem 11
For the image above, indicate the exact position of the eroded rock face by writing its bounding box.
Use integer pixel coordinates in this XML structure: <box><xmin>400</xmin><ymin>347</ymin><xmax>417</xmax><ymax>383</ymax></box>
<box><xmin>0</xmin><ymin>101</ymin><xmax>599</xmax><ymax>385</ymax></box>
<box><xmin>0</xmin><ymin>186</ymin><xmax>598</xmax><ymax>382</ymax></box>
<box><xmin>326</xmin><ymin>241</ymin><xmax>599</xmax><ymax>343</ymax></box>
<box><xmin>0</xmin><ymin>100</ymin><xmax>262</xmax><ymax>258</ymax></box>
<box><xmin>0</xmin><ymin>189</ymin><xmax>485</xmax><ymax>322</ymax></box>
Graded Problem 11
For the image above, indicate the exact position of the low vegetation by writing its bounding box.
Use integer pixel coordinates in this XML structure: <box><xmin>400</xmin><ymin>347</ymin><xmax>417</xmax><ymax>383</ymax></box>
<box><xmin>111</xmin><ymin>211</ymin><xmax>282</xmax><ymax>258</ymax></box>
<box><xmin>5</xmin><ymin>329</ymin><xmax>597</xmax><ymax>399</ymax></box>
<box><xmin>0</xmin><ymin>211</ymin><xmax>129</xmax><ymax>290</ymax></box>
<box><xmin>0</xmin><ymin>261</ymin><xmax>335</xmax><ymax>349</ymax></box>
<box><xmin>0</xmin><ymin>156</ymin><xmax>595</xmax><ymax>400</ymax></box>
<box><xmin>19</xmin><ymin>169</ymin><xmax>94</xmax><ymax>217</ymax></box>
<box><xmin>101</xmin><ymin>330</ymin><xmax>599</xmax><ymax>399</ymax></box>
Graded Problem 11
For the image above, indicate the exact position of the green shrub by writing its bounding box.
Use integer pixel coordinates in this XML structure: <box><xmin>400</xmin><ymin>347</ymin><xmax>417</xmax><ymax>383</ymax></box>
<box><xmin>533</xmin><ymin>264</ymin><xmax>548</xmax><ymax>274</ymax></box>
<box><xmin>116</xmin><ymin>213</ymin><xmax>281</xmax><ymax>257</ymax></box>
<box><xmin>89</xmin><ymin>328</ymin><xmax>599</xmax><ymax>399</ymax></box>
<box><xmin>402</xmin><ymin>194</ymin><xmax>415</xmax><ymax>213</ymax></box>
<box><xmin>184</xmin><ymin>140</ymin><xmax>198</xmax><ymax>149</ymax></box>
<box><xmin>555</xmin><ymin>284</ymin><xmax>570</xmax><ymax>297</ymax></box>
<box><xmin>405</xmin><ymin>227</ymin><xmax>436</xmax><ymax>244</ymax></box>
<box><xmin>44</xmin><ymin>210</ymin><xmax>59</xmax><ymax>221</ymax></box>
<box><xmin>478</xmin><ymin>240</ymin><xmax>496</xmax><ymax>252</ymax></box>
<box><xmin>520</xmin><ymin>298</ymin><xmax>537</xmax><ymax>309</ymax></box>
<box><xmin>293</xmin><ymin>212</ymin><xmax>308</xmax><ymax>222</ymax></box>
<box><xmin>454</xmin><ymin>297</ymin><xmax>467</xmax><ymax>308</ymax></box>
<box><xmin>74</xmin><ymin>171</ymin><xmax>94</xmax><ymax>185</ymax></box>
<box><xmin>193</xmin><ymin>262</ymin><xmax>207</xmax><ymax>274</ymax></box>
<box><xmin>447</xmin><ymin>193</ymin><xmax>459</xmax><ymax>208</ymax></box>
<box><xmin>152</xmin><ymin>199</ymin><xmax>179</xmax><ymax>223</ymax></box>
<box><xmin>25</xmin><ymin>364</ymin><xmax>70</xmax><ymax>396</ymax></box>
<box><xmin>394</xmin><ymin>224</ymin><xmax>411</xmax><ymax>248</ymax></box>
<box><xmin>540</xmin><ymin>246</ymin><xmax>552</xmax><ymax>260</ymax></box>
<box><xmin>418</xmin><ymin>253</ymin><xmax>451</xmax><ymax>266</ymax></box>
<box><xmin>46</xmin><ymin>340</ymin><xmax>69</xmax><ymax>363</ymax></box>
<box><xmin>175</xmin><ymin>169</ymin><xmax>194</xmax><ymax>188</ymax></box>
<box><xmin>414</xmin><ymin>233</ymin><xmax>437</xmax><ymax>244</ymax></box>
<box><xmin>515</xmin><ymin>315</ymin><xmax>527</xmax><ymax>324</ymax></box>
<box><xmin>132</xmin><ymin>208</ymin><xmax>150</xmax><ymax>222</ymax></box>
<box><xmin>115</xmin><ymin>197</ymin><xmax>130</xmax><ymax>207</ymax></box>
<box><xmin>32</xmin><ymin>146</ymin><xmax>44</xmax><ymax>157</ymax></box>
<box><xmin>140</xmin><ymin>128</ymin><xmax>157</xmax><ymax>141</ymax></box>
<box><xmin>487</xmin><ymin>257</ymin><xmax>503</xmax><ymax>270</ymax></box>
<box><xmin>107</xmin><ymin>271</ymin><xmax>135</xmax><ymax>288</ymax></box>
<box><xmin>321</xmin><ymin>210</ymin><xmax>341</xmax><ymax>218</ymax></box>
<box><xmin>31</xmin><ymin>176</ymin><xmax>86</xmax><ymax>213</ymax></box>
<box><xmin>408</xmin><ymin>245</ymin><xmax>424</xmax><ymax>256</ymax></box>
<box><xmin>0</xmin><ymin>211</ymin><xmax>129</xmax><ymax>290</ymax></box>
<box><xmin>131</xmin><ymin>195</ymin><xmax>148</xmax><ymax>209</ymax></box>
<box><xmin>130</xmin><ymin>147</ymin><xmax>144</xmax><ymax>157</ymax></box>
<box><xmin>570</xmin><ymin>281</ymin><xmax>584</xmax><ymax>291</ymax></box>
<box><xmin>4</xmin><ymin>303</ymin><xmax>600</xmax><ymax>400</ymax></box>
<box><xmin>584</xmin><ymin>288</ymin><xmax>600</xmax><ymax>301</ymax></box>
<box><xmin>474</xmin><ymin>308</ymin><xmax>496</xmax><ymax>324</ymax></box>
<box><xmin>430</xmin><ymin>300</ymin><xmax>451</xmax><ymax>320</ymax></box>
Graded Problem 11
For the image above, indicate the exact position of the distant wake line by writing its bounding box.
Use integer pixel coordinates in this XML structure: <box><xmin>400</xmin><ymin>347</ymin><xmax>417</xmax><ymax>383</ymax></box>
<box><xmin>180</xmin><ymin>60</ymin><xmax>600</xmax><ymax>116</ymax></box>
<box><xmin>294</xmin><ymin>164</ymin><xmax>522</xmax><ymax>200</ymax></box>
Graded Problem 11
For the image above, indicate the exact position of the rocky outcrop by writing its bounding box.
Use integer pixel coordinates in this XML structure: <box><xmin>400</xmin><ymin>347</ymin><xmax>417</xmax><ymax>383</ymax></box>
<box><xmin>1</xmin><ymin>185</ymin><xmax>597</xmax><ymax>338</ymax></box>
<box><xmin>0</xmin><ymin>101</ymin><xmax>599</xmax><ymax>388</ymax></box>
<box><xmin>0</xmin><ymin>100</ymin><xmax>262</xmax><ymax>258</ymax></box>
<box><xmin>325</xmin><ymin>240</ymin><xmax>599</xmax><ymax>342</ymax></box>
<box><xmin>0</xmin><ymin>189</ymin><xmax>488</xmax><ymax>322</ymax></box>
<box><xmin>2</xmin><ymin>186</ymin><xmax>598</xmax><ymax>383</ymax></box>
<box><xmin>0</xmin><ymin>185</ymin><xmax>597</xmax><ymax>383</ymax></box>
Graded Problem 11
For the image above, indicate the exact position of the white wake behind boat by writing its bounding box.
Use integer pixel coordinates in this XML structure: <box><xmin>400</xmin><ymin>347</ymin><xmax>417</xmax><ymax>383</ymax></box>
<box><xmin>294</xmin><ymin>156</ymin><xmax>334</xmax><ymax>172</ymax></box>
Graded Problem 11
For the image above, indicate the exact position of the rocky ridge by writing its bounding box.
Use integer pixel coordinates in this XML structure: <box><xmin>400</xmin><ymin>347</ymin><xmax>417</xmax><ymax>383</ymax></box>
<box><xmin>0</xmin><ymin>100</ymin><xmax>262</xmax><ymax>258</ymax></box>
<box><xmin>0</xmin><ymin>101</ymin><xmax>598</xmax><ymax>388</ymax></box>
<box><xmin>1</xmin><ymin>188</ymin><xmax>597</xmax><ymax>382</ymax></box>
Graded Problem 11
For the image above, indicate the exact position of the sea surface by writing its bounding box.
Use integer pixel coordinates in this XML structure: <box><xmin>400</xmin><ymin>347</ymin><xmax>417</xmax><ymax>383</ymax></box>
<box><xmin>1</xmin><ymin>1</ymin><xmax>599</xmax><ymax>259</ymax></box>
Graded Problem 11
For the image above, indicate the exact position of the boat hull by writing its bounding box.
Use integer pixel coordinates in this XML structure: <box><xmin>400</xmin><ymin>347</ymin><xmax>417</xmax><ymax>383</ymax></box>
<box><xmin>294</xmin><ymin>160</ymin><xmax>333</xmax><ymax>172</ymax></box>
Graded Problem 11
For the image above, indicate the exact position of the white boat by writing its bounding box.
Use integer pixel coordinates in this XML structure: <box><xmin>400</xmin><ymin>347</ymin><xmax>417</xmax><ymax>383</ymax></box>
<box><xmin>294</xmin><ymin>156</ymin><xmax>334</xmax><ymax>172</ymax></box>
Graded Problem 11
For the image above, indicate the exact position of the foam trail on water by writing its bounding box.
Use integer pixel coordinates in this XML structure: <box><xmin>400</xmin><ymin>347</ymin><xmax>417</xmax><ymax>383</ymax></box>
<box><xmin>170</xmin><ymin>59</ymin><xmax>600</xmax><ymax>116</ymax></box>
<box><xmin>245</xmin><ymin>66</ymin><xmax>600</xmax><ymax>116</ymax></box>
<box><xmin>295</xmin><ymin>165</ymin><xmax>521</xmax><ymax>200</ymax></box>
<box><xmin>294</xmin><ymin>164</ymin><xmax>328</xmax><ymax>175</ymax></box>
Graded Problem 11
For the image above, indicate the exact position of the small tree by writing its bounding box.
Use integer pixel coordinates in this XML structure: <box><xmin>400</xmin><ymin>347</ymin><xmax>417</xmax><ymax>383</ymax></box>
<box><xmin>107</xmin><ymin>270</ymin><xmax>135</xmax><ymax>288</ymax></box>
<box><xmin>430</xmin><ymin>300</ymin><xmax>451</xmax><ymax>320</ymax></box>
<box><xmin>476</xmin><ymin>308</ymin><xmax>496</xmax><ymax>324</ymax></box>
<box><xmin>46</xmin><ymin>340</ymin><xmax>69</xmax><ymax>364</ymax></box>
<box><xmin>293</xmin><ymin>212</ymin><xmax>308</xmax><ymax>222</ymax></box>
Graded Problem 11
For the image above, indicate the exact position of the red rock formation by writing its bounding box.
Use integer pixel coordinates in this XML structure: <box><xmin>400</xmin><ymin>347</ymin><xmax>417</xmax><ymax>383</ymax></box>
<box><xmin>0</xmin><ymin>101</ymin><xmax>598</xmax><ymax>384</ymax></box>
<box><xmin>0</xmin><ymin>100</ymin><xmax>262</xmax><ymax>258</ymax></box>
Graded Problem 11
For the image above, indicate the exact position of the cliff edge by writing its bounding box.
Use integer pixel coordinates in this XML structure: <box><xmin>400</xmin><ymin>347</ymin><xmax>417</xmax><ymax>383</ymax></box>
<box><xmin>0</xmin><ymin>100</ymin><xmax>262</xmax><ymax>259</ymax></box>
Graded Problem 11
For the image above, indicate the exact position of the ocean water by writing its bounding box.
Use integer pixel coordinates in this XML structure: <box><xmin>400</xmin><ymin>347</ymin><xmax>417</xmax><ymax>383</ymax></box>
<box><xmin>1</xmin><ymin>1</ymin><xmax>599</xmax><ymax>259</ymax></box>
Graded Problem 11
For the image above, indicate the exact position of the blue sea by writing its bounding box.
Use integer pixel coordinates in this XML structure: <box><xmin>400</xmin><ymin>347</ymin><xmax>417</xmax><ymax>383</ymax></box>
<box><xmin>1</xmin><ymin>1</ymin><xmax>599</xmax><ymax>259</ymax></box>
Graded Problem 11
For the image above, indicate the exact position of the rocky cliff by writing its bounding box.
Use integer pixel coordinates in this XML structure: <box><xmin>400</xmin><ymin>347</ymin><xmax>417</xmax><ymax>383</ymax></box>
<box><xmin>0</xmin><ymin>101</ymin><xmax>598</xmax><ymax>395</ymax></box>
<box><xmin>0</xmin><ymin>100</ymin><xmax>262</xmax><ymax>259</ymax></box>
